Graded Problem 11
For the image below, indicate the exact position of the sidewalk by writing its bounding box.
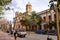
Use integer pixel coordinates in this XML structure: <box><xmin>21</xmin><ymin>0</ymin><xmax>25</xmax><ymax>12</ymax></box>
<box><xmin>27</xmin><ymin>31</ymin><xmax>35</xmax><ymax>34</ymax></box>
<box><xmin>0</xmin><ymin>30</ymin><xmax>14</xmax><ymax>40</ymax></box>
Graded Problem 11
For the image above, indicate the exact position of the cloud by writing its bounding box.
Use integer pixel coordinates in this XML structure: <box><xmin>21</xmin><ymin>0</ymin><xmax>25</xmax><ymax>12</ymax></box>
<box><xmin>8</xmin><ymin>0</ymin><xmax>49</xmax><ymax>12</ymax></box>
<box><xmin>4</xmin><ymin>10</ymin><xmax>15</xmax><ymax>21</ymax></box>
<box><xmin>4</xmin><ymin>0</ymin><xmax>49</xmax><ymax>21</ymax></box>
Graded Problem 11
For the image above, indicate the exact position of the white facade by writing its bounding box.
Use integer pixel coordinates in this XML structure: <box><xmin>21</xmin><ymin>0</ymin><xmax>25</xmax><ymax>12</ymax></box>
<box><xmin>38</xmin><ymin>9</ymin><xmax>56</xmax><ymax>30</ymax></box>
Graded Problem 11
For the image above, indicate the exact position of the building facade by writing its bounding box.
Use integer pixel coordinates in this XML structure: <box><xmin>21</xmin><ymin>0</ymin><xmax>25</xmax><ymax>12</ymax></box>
<box><xmin>0</xmin><ymin>18</ymin><xmax>10</xmax><ymax>31</ymax></box>
<box><xmin>13</xmin><ymin>2</ymin><xmax>32</xmax><ymax>30</ymax></box>
<box><xmin>13</xmin><ymin>2</ymin><xmax>56</xmax><ymax>31</ymax></box>
<box><xmin>13</xmin><ymin>11</ymin><xmax>23</xmax><ymax>30</ymax></box>
<box><xmin>38</xmin><ymin>9</ymin><xmax>56</xmax><ymax>30</ymax></box>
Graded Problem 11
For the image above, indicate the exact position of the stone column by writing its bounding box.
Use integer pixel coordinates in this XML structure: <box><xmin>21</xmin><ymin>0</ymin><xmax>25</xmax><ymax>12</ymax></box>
<box><xmin>19</xmin><ymin>24</ymin><xmax>21</xmax><ymax>29</ymax></box>
<box><xmin>41</xmin><ymin>24</ymin><xmax>44</xmax><ymax>30</ymax></box>
<box><xmin>45</xmin><ymin>10</ymin><xmax>49</xmax><ymax>23</ymax></box>
<box><xmin>50</xmin><ymin>10</ymin><xmax>55</xmax><ymax>21</ymax></box>
<box><xmin>37</xmin><ymin>25</ymin><xmax>39</xmax><ymax>30</ymax></box>
<box><xmin>50</xmin><ymin>10</ymin><xmax>56</xmax><ymax>30</ymax></box>
<box><xmin>23</xmin><ymin>26</ymin><xmax>26</xmax><ymax>31</ymax></box>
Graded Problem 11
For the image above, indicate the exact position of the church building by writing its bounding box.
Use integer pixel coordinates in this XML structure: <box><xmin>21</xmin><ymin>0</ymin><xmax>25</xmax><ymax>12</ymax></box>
<box><xmin>13</xmin><ymin>2</ymin><xmax>57</xmax><ymax>31</ymax></box>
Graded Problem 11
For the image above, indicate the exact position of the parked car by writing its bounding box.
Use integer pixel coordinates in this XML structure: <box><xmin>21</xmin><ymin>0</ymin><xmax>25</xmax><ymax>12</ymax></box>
<box><xmin>17</xmin><ymin>29</ymin><xmax>27</xmax><ymax>37</ymax></box>
<box><xmin>6</xmin><ymin>29</ymin><xmax>13</xmax><ymax>34</ymax></box>
<box><xmin>6</xmin><ymin>29</ymin><xmax>10</xmax><ymax>33</ymax></box>
<box><xmin>35</xmin><ymin>30</ymin><xmax>47</xmax><ymax>34</ymax></box>
<box><xmin>48</xmin><ymin>30</ymin><xmax>56</xmax><ymax>35</ymax></box>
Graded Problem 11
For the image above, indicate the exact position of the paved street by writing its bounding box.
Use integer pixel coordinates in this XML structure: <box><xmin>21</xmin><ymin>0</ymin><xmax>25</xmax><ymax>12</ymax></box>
<box><xmin>0</xmin><ymin>30</ymin><xmax>57</xmax><ymax>40</ymax></box>
<box><xmin>0</xmin><ymin>30</ymin><xmax>14</xmax><ymax>40</ymax></box>
<box><xmin>17</xmin><ymin>34</ymin><xmax>57</xmax><ymax>40</ymax></box>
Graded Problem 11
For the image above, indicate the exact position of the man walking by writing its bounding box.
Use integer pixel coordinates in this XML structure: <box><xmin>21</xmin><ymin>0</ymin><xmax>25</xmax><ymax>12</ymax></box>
<box><xmin>13</xmin><ymin>30</ymin><xmax>17</xmax><ymax>40</ymax></box>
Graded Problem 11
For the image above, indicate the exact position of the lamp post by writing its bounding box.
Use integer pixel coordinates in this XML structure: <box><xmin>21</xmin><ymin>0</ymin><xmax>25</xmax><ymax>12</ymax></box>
<box><xmin>49</xmin><ymin>0</ymin><xmax>60</xmax><ymax>40</ymax></box>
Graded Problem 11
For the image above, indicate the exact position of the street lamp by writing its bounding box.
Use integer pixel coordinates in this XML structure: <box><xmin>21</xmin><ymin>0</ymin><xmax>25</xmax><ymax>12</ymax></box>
<box><xmin>49</xmin><ymin>0</ymin><xmax>60</xmax><ymax>40</ymax></box>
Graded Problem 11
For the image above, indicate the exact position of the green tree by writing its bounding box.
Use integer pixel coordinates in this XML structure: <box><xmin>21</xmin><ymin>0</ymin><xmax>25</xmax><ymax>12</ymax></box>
<box><xmin>20</xmin><ymin>13</ymin><xmax>32</xmax><ymax>27</ymax></box>
<box><xmin>0</xmin><ymin>0</ymin><xmax>12</xmax><ymax>6</ymax></box>
<box><xmin>20</xmin><ymin>11</ymin><xmax>42</xmax><ymax>31</ymax></box>
<box><xmin>31</xmin><ymin>11</ymin><xmax>42</xmax><ymax>26</ymax></box>
<box><xmin>0</xmin><ymin>0</ymin><xmax>12</xmax><ymax>18</ymax></box>
<box><xmin>48</xmin><ymin>21</ymin><xmax>56</xmax><ymax>30</ymax></box>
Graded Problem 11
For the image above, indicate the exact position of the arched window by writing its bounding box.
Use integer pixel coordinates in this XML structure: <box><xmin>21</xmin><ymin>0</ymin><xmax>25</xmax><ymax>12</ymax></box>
<box><xmin>49</xmin><ymin>15</ymin><xmax>52</xmax><ymax>22</ymax></box>
<box><xmin>43</xmin><ymin>16</ymin><xmax>46</xmax><ymax>22</ymax></box>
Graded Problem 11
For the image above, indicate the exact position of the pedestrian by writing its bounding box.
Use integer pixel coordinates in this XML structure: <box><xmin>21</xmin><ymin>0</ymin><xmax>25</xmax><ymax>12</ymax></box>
<box><xmin>14</xmin><ymin>30</ymin><xmax>17</xmax><ymax>40</ymax></box>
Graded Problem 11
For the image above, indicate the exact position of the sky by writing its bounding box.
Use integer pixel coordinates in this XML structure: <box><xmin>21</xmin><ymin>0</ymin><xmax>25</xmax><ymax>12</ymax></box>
<box><xmin>4</xmin><ymin>0</ymin><xmax>50</xmax><ymax>22</ymax></box>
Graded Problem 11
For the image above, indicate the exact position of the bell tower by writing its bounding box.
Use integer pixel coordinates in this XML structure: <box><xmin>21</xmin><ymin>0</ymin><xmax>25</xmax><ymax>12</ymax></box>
<box><xmin>26</xmin><ymin>2</ymin><xmax>32</xmax><ymax>14</ymax></box>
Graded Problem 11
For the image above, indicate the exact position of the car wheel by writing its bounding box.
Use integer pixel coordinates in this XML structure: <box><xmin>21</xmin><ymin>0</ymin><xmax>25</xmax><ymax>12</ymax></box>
<box><xmin>17</xmin><ymin>34</ymin><xmax>20</xmax><ymax>37</ymax></box>
<box><xmin>23</xmin><ymin>35</ymin><xmax>25</xmax><ymax>37</ymax></box>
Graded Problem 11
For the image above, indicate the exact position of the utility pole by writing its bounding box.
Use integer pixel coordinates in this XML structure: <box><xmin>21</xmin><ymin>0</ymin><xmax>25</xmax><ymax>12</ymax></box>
<box><xmin>49</xmin><ymin>0</ymin><xmax>60</xmax><ymax>40</ymax></box>
<box><xmin>54</xmin><ymin>4</ymin><xmax>60</xmax><ymax>40</ymax></box>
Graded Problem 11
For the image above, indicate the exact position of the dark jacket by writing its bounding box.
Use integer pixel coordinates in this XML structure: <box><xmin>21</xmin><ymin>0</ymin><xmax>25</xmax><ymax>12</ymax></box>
<box><xmin>14</xmin><ymin>30</ymin><xmax>17</xmax><ymax>37</ymax></box>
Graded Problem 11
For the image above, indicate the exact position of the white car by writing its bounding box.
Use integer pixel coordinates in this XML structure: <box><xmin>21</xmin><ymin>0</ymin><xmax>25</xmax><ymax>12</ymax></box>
<box><xmin>17</xmin><ymin>30</ymin><xmax>27</xmax><ymax>37</ymax></box>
